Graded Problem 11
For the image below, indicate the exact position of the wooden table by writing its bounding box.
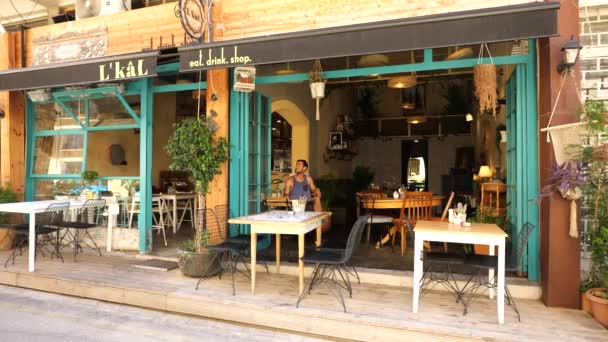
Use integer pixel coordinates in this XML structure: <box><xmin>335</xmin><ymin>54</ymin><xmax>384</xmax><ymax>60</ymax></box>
<box><xmin>412</xmin><ymin>220</ymin><xmax>507</xmax><ymax>324</ymax></box>
<box><xmin>0</xmin><ymin>199</ymin><xmax>106</xmax><ymax>272</ymax></box>
<box><xmin>360</xmin><ymin>196</ymin><xmax>445</xmax><ymax>247</ymax></box>
<box><xmin>228</xmin><ymin>210</ymin><xmax>331</xmax><ymax>295</ymax></box>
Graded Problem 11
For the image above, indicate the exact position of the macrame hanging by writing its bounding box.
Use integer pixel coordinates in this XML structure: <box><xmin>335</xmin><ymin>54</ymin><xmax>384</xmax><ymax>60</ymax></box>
<box><xmin>540</xmin><ymin>72</ymin><xmax>587</xmax><ymax>238</ymax></box>
<box><xmin>309</xmin><ymin>59</ymin><xmax>326</xmax><ymax>121</ymax></box>
<box><xmin>473</xmin><ymin>43</ymin><xmax>497</xmax><ymax>117</ymax></box>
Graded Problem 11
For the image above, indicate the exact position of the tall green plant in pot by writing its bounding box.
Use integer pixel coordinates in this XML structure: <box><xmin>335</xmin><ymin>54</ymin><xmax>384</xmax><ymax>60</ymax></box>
<box><xmin>576</xmin><ymin>100</ymin><xmax>608</xmax><ymax>327</ymax></box>
<box><xmin>165</xmin><ymin>118</ymin><xmax>230</xmax><ymax>276</ymax></box>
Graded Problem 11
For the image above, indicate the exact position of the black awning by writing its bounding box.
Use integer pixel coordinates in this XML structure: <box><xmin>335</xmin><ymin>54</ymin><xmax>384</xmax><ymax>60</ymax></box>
<box><xmin>179</xmin><ymin>2</ymin><xmax>559</xmax><ymax>72</ymax></box>
<box><xmin>0</xmin><ymin>51</ymin><xmax>159</xmax><ymax>91</ymax></box>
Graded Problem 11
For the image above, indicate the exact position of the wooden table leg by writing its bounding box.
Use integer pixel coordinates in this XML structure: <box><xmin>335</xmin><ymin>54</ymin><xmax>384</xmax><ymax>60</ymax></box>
<box><xmin>315</xmin><ymin>225</ymin><xmax>322</xmax><ymax>248</ymax></box>
<box><xmin>276</xmin><ymin>233</ymin><xmax>281</xmax><ymax>273</ymax></box>
<box><xmin>251</xmin><ymin>232</ymin><xmax>257</xmax><ymax>294</ymax></box>
<box><xmin>378</xmin><ymin>225</ymin><xmax>398</xmax><ymax>248</ymax></box>
<box><xmin>298</xmin><ymin>233</ymin><xmax>305</xmax><ymax>295</ymax></box>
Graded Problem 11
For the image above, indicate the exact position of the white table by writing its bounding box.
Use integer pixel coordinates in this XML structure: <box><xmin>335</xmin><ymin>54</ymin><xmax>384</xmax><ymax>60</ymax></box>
<box><xmin>412</xmin><ymin>220</ymin><xmax>507</xmax><ymax>324</ymax></box>
<box><xmin>228</xmin><ymin>210</ymin><xmax>330</xmax><ymax>295</ymax></box>
<box><xmin>0</xmin><ymin>200</ymin><xmax>95</xmax><ymax>272</ymax></box>
<box><xmin>160</xmin><ymin>193</ymin><xmax>197</xmax><ymax>233</ymax></box>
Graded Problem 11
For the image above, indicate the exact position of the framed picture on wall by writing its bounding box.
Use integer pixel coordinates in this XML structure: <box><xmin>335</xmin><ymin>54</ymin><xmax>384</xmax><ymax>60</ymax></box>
<box><xmin>329</xmin><ymin>131</ymin><xmax>343</xmax><ymax>150</ymax></box>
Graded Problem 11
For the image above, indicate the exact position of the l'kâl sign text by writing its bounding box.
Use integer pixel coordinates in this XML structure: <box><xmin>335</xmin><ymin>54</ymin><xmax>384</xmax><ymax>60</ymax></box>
<box><xmin>99</xmin><ymin>59</ymin><xmax>150</xmax><ymax>81</ymax></box>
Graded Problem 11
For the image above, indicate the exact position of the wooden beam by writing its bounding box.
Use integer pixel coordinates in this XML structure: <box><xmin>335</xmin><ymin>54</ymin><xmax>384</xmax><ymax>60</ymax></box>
<box><xmin>206</xmin><ymin>1</ymin><xmax>229</xmax><ymax>210</ymax></box>
<box><xmin>0</xmin><ymin>32</ymin><xmax>25</xmax><ymax>199</ymax></box>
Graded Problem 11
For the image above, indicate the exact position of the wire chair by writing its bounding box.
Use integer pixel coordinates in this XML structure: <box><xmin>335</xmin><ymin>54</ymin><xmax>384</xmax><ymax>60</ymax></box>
<box><xmin>296</xmin><ymin>215</ymin><xmax>369</xmax><ymax>312</ymax></box>
<box><xmin>3</xmin><ymin>202</ymin><xmax>70</xmax><ymax>267</ymax></box>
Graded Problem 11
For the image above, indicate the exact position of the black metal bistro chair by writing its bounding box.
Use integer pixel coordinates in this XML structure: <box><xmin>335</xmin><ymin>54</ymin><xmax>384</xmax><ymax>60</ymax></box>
<box><xmin>3</xmin><ymin>202</ymin><xmax>70</xmax><ymax>267</ymax></box>
<box><xmin>296</xmin><ymin>215</ymin><xmax>368</xmax><ymax>312</ymax></box>
<box><xmin>61</xmin><ymin>199</ymin><xmax>106</xmax><ymax>261</ymax></box>
<box><xmin>460</xmin><ymin>222</ymin><xmax>536</xmax><ymax>321</ymax></box>
<box><xmin>195</xmin><ymin>209</ymin><xmax>250</xmax><ymax>295</ymax></box>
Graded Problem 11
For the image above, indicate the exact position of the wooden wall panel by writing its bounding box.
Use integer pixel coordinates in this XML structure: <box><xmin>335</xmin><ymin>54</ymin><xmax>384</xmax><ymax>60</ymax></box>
<box><xmin>219</xmin><ymin>0</ymin><xmax>537</xmax><ymax>40</ymax></box>
<box><xmin>23</xmin><ymin>4</ymin><xmax>183</xmax><ymax>66</ymax></box>
<box><xmin>0</xmin><ymin>32</ymin><xmax>25</xmax><ymax>199</ymax></box>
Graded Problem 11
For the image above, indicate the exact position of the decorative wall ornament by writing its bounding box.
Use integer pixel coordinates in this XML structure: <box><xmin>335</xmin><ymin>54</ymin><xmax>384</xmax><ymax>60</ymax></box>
<box><xmin>33</xmin><ymin>25</ymin><xmax>108</xmax><ymax>66</ymax></box>
<box><xmin>233</xmin><ymin>66</ymin><xmax>256</xmax><ymax>92</ymax></box>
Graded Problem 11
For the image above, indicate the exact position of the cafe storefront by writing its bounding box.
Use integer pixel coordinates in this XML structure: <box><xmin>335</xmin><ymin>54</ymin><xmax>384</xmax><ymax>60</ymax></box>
<box><xmin>0</xmin><ymin>0</ymin><xmax>582</xmax><ymax>308</ymax></box>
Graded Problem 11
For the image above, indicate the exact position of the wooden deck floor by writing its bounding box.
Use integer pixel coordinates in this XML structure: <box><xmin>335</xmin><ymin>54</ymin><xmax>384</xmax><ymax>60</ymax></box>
<box><xmin>0</xmin><ymin>251</ymin><xmax>604</xmax><ymax>341</ymax></box>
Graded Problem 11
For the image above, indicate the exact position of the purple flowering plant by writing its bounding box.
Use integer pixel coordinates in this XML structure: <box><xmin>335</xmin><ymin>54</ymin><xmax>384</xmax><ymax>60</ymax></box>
<box><xmin>542</xmin><ymin>160</ymin><xmax>585</xmax><ymax>198</ymax></box>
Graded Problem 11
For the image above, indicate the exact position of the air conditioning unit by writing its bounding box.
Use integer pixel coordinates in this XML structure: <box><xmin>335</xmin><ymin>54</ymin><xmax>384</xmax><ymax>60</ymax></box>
<box><xmin>75</xmin><ymin>0</ymin><xmax>131</xmax><ymax>20</ymax></box>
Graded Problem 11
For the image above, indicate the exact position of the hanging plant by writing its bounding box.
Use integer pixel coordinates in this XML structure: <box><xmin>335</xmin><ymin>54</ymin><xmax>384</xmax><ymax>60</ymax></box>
<box><xmin>309</xmin><ymin>59</ymin><xmax>326</xmax><ymax>121</ymax></box>
<box><xmin>473</xmin><ymin>43</ymin><xmax>497</xmax><ymax>116</ymax></box>
<box><xmin>542</xmin><ymin>160</ymin><xmax>585</xmax><ymax>238</ymax></box>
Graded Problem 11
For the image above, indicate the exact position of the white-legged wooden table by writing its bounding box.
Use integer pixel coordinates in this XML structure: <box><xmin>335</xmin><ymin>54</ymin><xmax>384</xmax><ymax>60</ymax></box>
<box><xmin>412</xmin><ymin>220</ymin><xmax>507</xmax><ymax>324</ymax></box>
<box><xmin>0</xmin><ymin>199</ymin><xmax>104</xmax><ymax>272</ymax></box>
<box><xmin>160</xmin><ymin>193</ymin><xmax>197</xmax><ymax>233</ymax></box>
<box><xmin>228</xmin><ymin>210</ymin><xmax>331</xmax><ymax>295</ymax></box>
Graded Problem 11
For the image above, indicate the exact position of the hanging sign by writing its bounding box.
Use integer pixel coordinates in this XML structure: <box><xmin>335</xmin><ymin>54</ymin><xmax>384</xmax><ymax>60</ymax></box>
<box><xmin>179</xmin><ymin>0</ymin><xmax>206</xmax><ymax>42</ymax></box>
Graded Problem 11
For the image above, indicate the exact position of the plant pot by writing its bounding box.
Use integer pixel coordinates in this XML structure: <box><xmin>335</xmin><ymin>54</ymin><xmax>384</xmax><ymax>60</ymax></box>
<box><xmin>473</xmin><ymin>244</ymin><xmax>498</xmax><ymax>255</ymax></box>
<box><xmin>177</xmin><ymin>248</ymin><xmax>220</xmax><ymax>278</ymax></box>
<box><xmin>321</xmin><ymin>215</ymin><xmax>332</xmax><ymax>233</ymax></box>
<box><xmin>585</xmin><ymin>288</ymin><xmax>608</xmax><ymax>328</ymax></box>
<box><xmin>310</xmin><ymin>82</ymin><xmax>325</xmax><ymax>99</ymax></box>
<box><xmin>0</xmin><ymin>228</ymin><xmax>15</xmax><ymax>251</ymax></box>
<box><xmin>582</xmin><ymin>291</ymin><xmax>593</xmax><ymax>314</ymax></box>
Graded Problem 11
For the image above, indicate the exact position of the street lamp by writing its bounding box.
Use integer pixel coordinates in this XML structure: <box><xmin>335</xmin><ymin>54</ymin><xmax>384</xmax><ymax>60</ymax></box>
<box><xmin>557</xmin><ymin>35</ymin><xmax>583</xmax><ymax>74</ymax></box>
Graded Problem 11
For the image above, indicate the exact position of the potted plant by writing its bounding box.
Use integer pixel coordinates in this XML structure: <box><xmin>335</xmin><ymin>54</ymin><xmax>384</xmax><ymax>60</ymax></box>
<box><xmin>309</xmin><ymin>59</ymin><xmax>326</xmax><ymax>121</ymax></box>
<box><xmin>470</xmin><ymin>207</ymin><xmax>509</xmax><ymax>255</ymax></box>
<box><xmin>81</xmin><ymin>170</ymin><xmax>99</xmax><ymax>199</ymax></box>
<box><xmin>0</xmin><ymin>186</ymin><xmax>18</xmax><ymax>251</ymax></box>
<box><xmin>165</xmin><ymin>118</ymin><xmax>230</xmax><ymax>277</ymax></box>
<box><xmin>577</xmin><ymin>99</ymin><xmax>608</xmax><ymax>327</ymax></box>
<box><xmin>542</xmin><ymin>160</ymin><xmax>585</xmax><ymax>238</ymax></box>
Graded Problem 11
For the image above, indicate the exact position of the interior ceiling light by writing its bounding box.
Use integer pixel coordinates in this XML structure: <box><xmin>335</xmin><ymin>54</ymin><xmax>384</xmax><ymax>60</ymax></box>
<box><xmin>465</xmin><ymin>113</ymin><xmax>473</xmax><ymax>122</ymax></box>
<box><xmin>407</xmin><ymin>116</ymin><xmax>426</xmax><ymax>124</ymax></box>
<box><xmin>401</xmin><ymin>102</ymin><xmax>415</xmax><ymax>110</ymax></box>
<box><xmin>446</xmin><ymin>47</ymin><xmax>473</xmax><ymax>60</ymax></box>
<box><xmin>275</xmin><ymin>62</ymin><xmax>296</xmax><ymax>75</ymax></box>
<box><xmin>357</xmin><ymin>54</ymin><xmax>389</xmax><ymax>67</ymax></box>
<box><xmin>388</xmin><ymin>75</ymin><xmax>417</xmax><ymax>89</ymax></box>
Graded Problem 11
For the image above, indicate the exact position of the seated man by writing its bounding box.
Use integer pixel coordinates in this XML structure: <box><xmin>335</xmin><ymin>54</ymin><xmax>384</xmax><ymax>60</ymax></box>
<box><xmin>284</xmin><ymin>159</ymin><xmax>322</xmax><ymax>211</ymax></box>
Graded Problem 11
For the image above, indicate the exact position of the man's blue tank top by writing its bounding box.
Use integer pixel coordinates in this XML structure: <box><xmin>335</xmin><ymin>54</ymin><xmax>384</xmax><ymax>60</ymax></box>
<box><xmin>289</xmin><ymin>175</ymin><xmax>312</xmax><ymax>200</ymax></box>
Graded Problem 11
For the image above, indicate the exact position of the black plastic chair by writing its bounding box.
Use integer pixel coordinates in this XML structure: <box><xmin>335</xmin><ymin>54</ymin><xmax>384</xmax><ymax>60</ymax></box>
<box><xmin>3</xmin><ymin>202</ymin><xmax>70</xmax><ymax>267</ymax></box>
<box><xmin>296</xmin><ymin>215</ymin><xmax>369</xmax><ymax>312</ymax></box>
<box><xmin>460</xmin><ymin>222</ymin><xmax>536</xmax><ymax>321</ymax></box>
<box><xmin>195</xmin><ymin>208</ymin><xmax>250</xmax><ymax>295</ymax></box>
<box><xmin>62</xmin><ymin>199</ymin><xmax>106</xmax><ymax>260</ymax></box>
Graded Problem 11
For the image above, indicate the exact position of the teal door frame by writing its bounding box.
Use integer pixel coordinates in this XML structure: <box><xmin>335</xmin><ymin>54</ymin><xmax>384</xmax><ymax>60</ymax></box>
<box><xmin>228</xmin><ymin>40</ymin><xmax>540</xmax><ymax>280</ymax></box>
<box><xmin>229</xmin><ymin>78</ymin><xmax>272</xmax><ymax>250</ymax></box>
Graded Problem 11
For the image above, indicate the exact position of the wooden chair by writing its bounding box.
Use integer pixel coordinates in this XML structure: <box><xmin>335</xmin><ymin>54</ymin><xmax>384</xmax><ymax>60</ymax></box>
<box><xmin>391</xmin><ymin>192</ymin><xmax>433</xmax><ymax>256</ymax></box>
<box><xmin>428</xmin><ymin>191</ymin><xmax>455</xmax><ymax>252</ymax></box>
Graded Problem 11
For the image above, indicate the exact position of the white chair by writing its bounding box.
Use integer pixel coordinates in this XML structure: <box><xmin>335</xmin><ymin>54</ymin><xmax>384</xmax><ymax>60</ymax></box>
<box><xmin>127</xmin><ymin>196</ymin><xmax>168</xmax><ymax>246</ymax></box>
<box><xmin>176</xmin><ymin>198</ymin><xmax>194</xmax><ymax>231</ymax></box>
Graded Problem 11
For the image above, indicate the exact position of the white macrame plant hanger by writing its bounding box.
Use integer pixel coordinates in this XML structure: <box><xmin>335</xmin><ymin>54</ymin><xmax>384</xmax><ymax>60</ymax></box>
<box><xmin>539</xmin><ymin>72</ymin><xmax>586</xmax><ymax>238</ymax></box>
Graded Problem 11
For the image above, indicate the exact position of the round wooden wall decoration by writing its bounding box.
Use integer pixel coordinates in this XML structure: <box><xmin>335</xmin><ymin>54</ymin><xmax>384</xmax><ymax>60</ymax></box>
<box><xmin>179</xmin><ymin>0</ymin><xmax>206</xmax><ymax>41</ymax></box>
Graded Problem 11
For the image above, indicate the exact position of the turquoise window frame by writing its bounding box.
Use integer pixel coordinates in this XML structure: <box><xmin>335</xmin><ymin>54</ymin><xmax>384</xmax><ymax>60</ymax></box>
<box><xmin>229</xmin><ymin>41</ymin><xmax>540</xmax><ymax>281</ymax></box>
<box><xmin>25</xmin><ymin>65</ymin><xmax>208</xmax><ymax>254</ymax></box>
